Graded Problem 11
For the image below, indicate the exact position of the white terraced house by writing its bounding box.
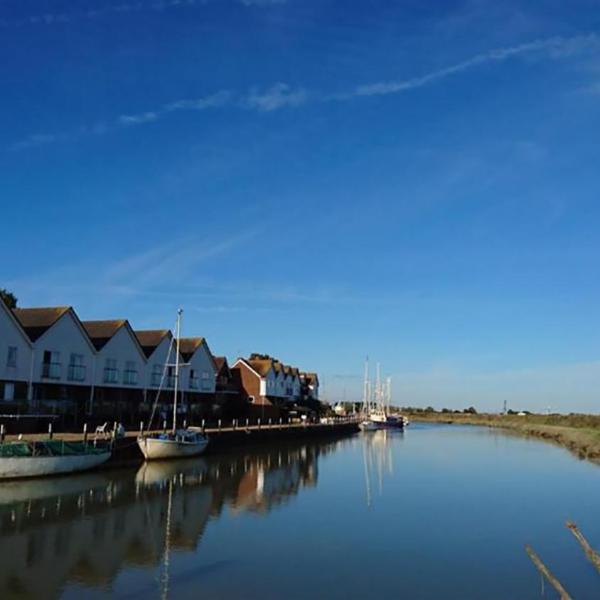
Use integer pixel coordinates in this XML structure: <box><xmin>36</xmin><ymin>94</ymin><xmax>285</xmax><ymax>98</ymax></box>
<box><xmin>12</xmin><ymin>307</ymin><xmax>96</xmax><ymax>412</ymax></box>
<box><xmin>134</xmin><ymin>329</ymin><xmax>183</xmax><ymax>392</ymax></box>
<box><xmin>0</xmin><ymin>300</ymin><xmax>33</xmax><ymax>402</ymax></box>
<box><xmin>82</xmin><ymin>320</ymin><xmax>148</xmax><ymax>417</ymax></box>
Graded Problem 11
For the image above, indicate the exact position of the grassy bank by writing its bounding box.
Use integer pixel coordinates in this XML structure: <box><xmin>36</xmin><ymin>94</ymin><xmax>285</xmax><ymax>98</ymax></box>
<box><xmin>406</xmin><ymin>412</ymin><xmax>600</xmax><ymax>461</ymax></box>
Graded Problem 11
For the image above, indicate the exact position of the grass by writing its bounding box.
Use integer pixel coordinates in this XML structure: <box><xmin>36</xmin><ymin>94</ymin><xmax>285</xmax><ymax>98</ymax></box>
<box><xmin>406</xmin><ymin>412</ymin><xmax>600</xmax><ymax>461</ymax></box>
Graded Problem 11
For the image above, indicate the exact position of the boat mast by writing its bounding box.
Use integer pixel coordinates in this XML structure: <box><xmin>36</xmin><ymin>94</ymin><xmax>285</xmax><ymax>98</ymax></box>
<box><xmin>173</xmin><ymin>308</ymin><xmax>183</xmax><ymax>434</ymax></box>
<box><xmin>363</xmin><ymin>357</ymin><xmax>370</xmax><ymax>416</ymax></box>
<box><xmin>376</xmin><ymin>363</ymin><xmax>381</xmax><ymax>412</ymax></box>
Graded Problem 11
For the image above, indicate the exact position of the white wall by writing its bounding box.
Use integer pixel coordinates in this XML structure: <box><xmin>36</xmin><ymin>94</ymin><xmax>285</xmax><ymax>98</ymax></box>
<box><xmin>0</xmin><ymin>305</ymin><xmax>32</xmax><ymax>383</ymax></box>
<box><xmin>92</xmin><ymin>327</ymin><xmax>146</xmax><ymax>388</ymax></box>
<box><xmin>182</xmin><ymin>342</ymin><xmax>216</xmax><ymax>394</ymax></box>
<box><xmin>145</xmin><ymin>336</ymin><xmax>184</xmax><ymax>389</ymax></box>
<box><xmin>32</xmin><ymin>312</ymin><xmax>95</xmax><ymax>387</ymax></box>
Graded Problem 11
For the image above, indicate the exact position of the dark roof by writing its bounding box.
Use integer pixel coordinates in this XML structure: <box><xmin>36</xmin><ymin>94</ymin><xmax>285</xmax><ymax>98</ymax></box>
<box><xmin>213</xmin><ymin>356</ymin><xmax>227</xmax><ymax>371</ymax></box>
<box><xmin>82</xmin><ymin>320</ymin><xmax>126</xmax><ymax>350</ymax></box>
<box><xmin>12</xmin><ymin>307</ymin><xmax>71</xmax><ymax>342</ymax></box>
<box><xmin>178</xmin><ymin>337</ymin><xmax>205</xmax><ymax>361</ymax></box>
<box><xmin>134</xmin><ymin>329</ymin><xmax>171</xmax><ymax>358</ymax></box>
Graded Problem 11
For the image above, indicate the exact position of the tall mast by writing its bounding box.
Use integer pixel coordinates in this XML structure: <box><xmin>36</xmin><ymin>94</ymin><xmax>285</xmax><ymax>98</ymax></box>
<box><xmin>363</xmin><ymin>357</ymin><xmax>369</xmax><ymax>415</ymax></box>
<box><xmin>172</xmin><ymin>308</ymin><xmax>182</xmax><ymax>434</ymax></box>
<box><xmin>376</xmin><ymin>363</ymin><xmax>381</xmax><ymax>411</ymax></box>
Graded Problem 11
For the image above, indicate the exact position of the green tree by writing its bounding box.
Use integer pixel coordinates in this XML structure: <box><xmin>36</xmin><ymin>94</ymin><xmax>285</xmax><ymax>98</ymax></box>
<box><xmin>0</xmin><ymin>288</ymin><xmax>17</xmax><ymax>309</ymax></box>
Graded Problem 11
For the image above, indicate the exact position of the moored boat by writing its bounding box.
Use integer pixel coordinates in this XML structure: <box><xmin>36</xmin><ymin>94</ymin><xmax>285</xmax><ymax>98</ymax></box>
<box><xmin>0</xmin><ymin>440</ymin><xmax>111</xmax><ymax>480</ymax></box>
<box><xmin>138</xmin><ymin>429</ymin><xmax>208</xmax><ymax>460</ymax></box>
<box><xmin>137</xmin><ymin>309</ymin><xmax>209</xmax><ymax>461</ymax></box>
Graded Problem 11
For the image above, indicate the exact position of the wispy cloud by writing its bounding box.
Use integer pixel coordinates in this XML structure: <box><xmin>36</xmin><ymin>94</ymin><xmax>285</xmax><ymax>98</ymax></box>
<box><xmin>8</xmin><ymin>34</ymin><xmax>600</xmax><ymax>151</ymax></box>
<box><xmin>245</xmin><ymin>83</ymin><xmax>308</xmax><ymax>111</ymax></box>
<box><xmin>0</xmin><ymin>0</ymin><xmax>282</xmax><ymax>29</ymax></box>
<box><xmin>342</xmin><ymin>34</ymin><xmax>600</xmax><ymax>99</ymax></box>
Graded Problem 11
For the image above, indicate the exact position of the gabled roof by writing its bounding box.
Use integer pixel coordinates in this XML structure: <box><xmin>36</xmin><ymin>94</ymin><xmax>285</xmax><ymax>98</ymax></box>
<box><xmin>12</xmin><ymin>306</ymin><xmax>70</xmax><ymax>342</ymax></box>
<box><xmin>248</xmin><ymin>359</ymin><xmax>275</xmax><ymax>377</ymax></box>
<box><xmin>82</xmin><ymin>320</ymin><xmax>127</xmax><ymax>350</ymax></box>
<box><xmin>302</xmin><ymin>372</ymin><xmax>319</xmax><ymax>385</ymax></box>
<box><xmin>134</xmin><ymin>329</ymin><xmax>172</xmax><ymax>358</ymax></box>
<box><xmin>82</xmin><ymin>319</ymin><xmax>147</xmax><ymax>359</ymax></box>
<box><xmin>213</xmin><ymin>356</ymin><xmax>227</xmax><ymax>371</ymax></box>
<box><xmin>178</xmin><ymin>337</ymin><xmax>205</xmax><ymax>361</ymax></box>
<box><xmin>0</xmin><ymin>301</ymin><xmax>32</xmax><ymax>347</ymax></box>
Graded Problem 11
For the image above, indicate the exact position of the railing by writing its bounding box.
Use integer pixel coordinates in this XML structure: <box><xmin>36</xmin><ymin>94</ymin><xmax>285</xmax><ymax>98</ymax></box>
<box><xmin>67</xmin><ymin>364</ymin><xmax>86</xmax><ymax>382</ymax></box>
<box><xmin>42</xmin><ymin>362</ymin><xmax>61</xmax><ymax>380</ymax></box>
<box><xmin>103</xmin><ymin>368</ymin><xmax>119</xmax><ymax>384</ymax></box>
<box><xmin>123</xmin><ymin>370</ymin><xmax>138</xmax><ymax>385</ymax></box>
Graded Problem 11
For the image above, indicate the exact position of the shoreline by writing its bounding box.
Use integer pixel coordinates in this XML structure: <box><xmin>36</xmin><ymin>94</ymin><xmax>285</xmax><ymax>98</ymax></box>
<box><xmin>407</xmin><ymin>412</ymin><xmax>600</xmax><ymax>462</ymax></box>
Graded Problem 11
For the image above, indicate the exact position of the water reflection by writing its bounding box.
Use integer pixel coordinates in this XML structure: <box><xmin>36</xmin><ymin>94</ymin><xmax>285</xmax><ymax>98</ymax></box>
<box><xmin>0</xmin><ymin>437</ymin><xmax>345</xmax><ymax>600</ymax></box>
<box><xmin>362</xmin><ymin>429</ymin><xmax>402</xmax><ymax>507</ymax></box>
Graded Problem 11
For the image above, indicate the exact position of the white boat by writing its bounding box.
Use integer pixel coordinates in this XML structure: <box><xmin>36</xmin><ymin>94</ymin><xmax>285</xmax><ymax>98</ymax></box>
<box><xmin>138</xmin><ymin>309</ymin><xmax>209</xmax><ymax>461</ymax></box>
<box><xmin>138</xmin><ymin>430</ymin><xmax>208</xmax><ymax>461</ymax></box>
<box><xmin>0</xmin><ymin>440</ymin><xmax>111</xmax><ymax>480</ymax></box>
<box><xmin>358</xmin><ymin>420</ymin><xmax>378</xmax><ymax>432</ymax></box>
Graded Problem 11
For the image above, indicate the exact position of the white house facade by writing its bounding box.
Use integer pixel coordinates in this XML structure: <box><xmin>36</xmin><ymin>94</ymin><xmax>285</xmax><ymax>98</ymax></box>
<box><xmin>0</xmin><ymin>301</ymin><xmax>33</xmax><ymax>402</ymax></box>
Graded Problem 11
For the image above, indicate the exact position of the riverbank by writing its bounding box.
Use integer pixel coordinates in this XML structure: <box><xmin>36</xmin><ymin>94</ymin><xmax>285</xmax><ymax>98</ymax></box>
<box><xmin>406</xmin><ymin>412</ymin><xmax>600</xmax><ymax>461</ymax></box>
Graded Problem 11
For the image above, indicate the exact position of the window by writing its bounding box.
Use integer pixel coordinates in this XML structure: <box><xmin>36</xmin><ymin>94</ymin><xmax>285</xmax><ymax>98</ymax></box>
<box><xmin>201</xmin><ymin>370</ymin><xmax>211</xmax><ymax>390</ymax></box>
<box><xmin>189</xmin><ymin>368</ymin><xmax>199</xmax><ymax>389</ymax></box>
<box><xmin>42</xmin><ymin>351</ymin><xmax>61</xmax><ymax>379</ymax></box>
<box><xmin>6</xmin><ymin>346</ymin><xmax>17</xmax><ymax>368</ymax></box>
<box><xmin>3</xmin><ymin>383</ymin><xmax>15</xmax><ymax>401</ymax></box>
<box><xmin>123</xmin><ymin>360</ymin><xmax>138</xmax><ymax>385</ymax></box>
<box><xmin>151</xmin><ymin>364</ymin><xmax>162</xmax><ymax>387</ymax></box>
<box><xmin>104</xmin><ymin>358</ymin><xmax>119</xmax><ymax>384</ymax></box>
<box><xmin>68</xmin><ymin>353</ymin><xmax>86</xmax><ymax>382</ymax></box>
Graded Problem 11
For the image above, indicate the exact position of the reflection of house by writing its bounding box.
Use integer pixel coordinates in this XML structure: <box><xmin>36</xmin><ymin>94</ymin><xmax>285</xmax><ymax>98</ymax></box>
<box><xmin>0</xmin><ymin>471</ymin><xmax>212</xmax><ymax>599</ymax></box>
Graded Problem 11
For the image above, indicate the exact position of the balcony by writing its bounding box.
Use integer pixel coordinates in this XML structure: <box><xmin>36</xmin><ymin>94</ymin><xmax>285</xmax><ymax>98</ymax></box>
<box><xmin>165</xmin><ymin>376</ymin><xmax>176</xmax><ymax>388</ymax></box>
<box><xmin>42</xmin><ymin>362</ymin><xmax>61</xmax><ymax>380</ymax></box>
<box><xmin>123</xmin><ymin>370</ymin><xmax>138</xmax><ymax>386</ymax></box>
<box><xmin>67</xmin><ymin>364</ymin><xmax>86</xmax><ymax>382</ymax></box>
<box><xmin>103</xmin><ymin>368</ymin><xmax>119</xmax><ymax>384</ymax></box>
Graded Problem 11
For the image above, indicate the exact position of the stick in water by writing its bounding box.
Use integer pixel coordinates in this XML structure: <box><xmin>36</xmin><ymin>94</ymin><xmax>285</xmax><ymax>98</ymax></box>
<box><xmin>566</xmin><ymin>521</ymin><xmax>600</xmax><ymax>574</ymax></box>
<box><xmin>525</xmin><ymin>545</ymin><xmax>572</xmax><ymax>600</ymax></box>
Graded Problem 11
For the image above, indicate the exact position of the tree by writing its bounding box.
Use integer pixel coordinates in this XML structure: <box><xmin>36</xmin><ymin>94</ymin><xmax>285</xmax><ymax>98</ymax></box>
<box><xmin>463</xmin><ymin>406</ymin><xmax>478</xmax><ymax>414</ymax></box>
<box><xmin>0</xmin><ymin>288</ymin><xmax>17</xmax><ymax>309</ymax></box>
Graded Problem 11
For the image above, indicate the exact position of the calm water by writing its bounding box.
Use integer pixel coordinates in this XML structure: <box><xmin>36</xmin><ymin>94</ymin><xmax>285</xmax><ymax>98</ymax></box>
<box><xmin>2</xmin><ymin>424</ymin><xmax>600</xmax><ymax>599</ymax></box>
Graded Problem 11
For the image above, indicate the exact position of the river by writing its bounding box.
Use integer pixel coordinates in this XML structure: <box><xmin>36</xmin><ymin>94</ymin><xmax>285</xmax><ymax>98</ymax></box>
<box><xmin>1</xmin><ymin>424</ymin><xmax>599</xmax><ymax>599</ymax></box>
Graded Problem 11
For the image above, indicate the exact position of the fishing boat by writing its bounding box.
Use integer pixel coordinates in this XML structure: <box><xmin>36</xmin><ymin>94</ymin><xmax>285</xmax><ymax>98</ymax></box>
<box><xmin>0</xmin><ymin>439</ymin><xmax>111</xmax><ymax>480</ymax></box>
<box><xmin>137</xmin><ymin>309</ymin><xmax>209</xmax><ymax>461</ymax></box>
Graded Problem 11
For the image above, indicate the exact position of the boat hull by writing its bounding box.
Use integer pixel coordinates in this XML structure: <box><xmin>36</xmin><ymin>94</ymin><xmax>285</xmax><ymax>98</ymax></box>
<box><xmin>0</xmin><ymin>451</ymin><xmax>111</xmax><ymax>480</ymax></box>
<box><xmin>137</xmin><ymin>436</ymin><xmax>208</xmax><ymax>461</ymax></box>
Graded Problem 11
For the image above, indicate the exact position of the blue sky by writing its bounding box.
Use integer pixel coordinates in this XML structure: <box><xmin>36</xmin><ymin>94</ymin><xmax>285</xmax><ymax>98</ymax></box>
<box><xmin>2</xmin><ymin>0</ymin><xmax>600</xmax><ymax>412</ymax></box>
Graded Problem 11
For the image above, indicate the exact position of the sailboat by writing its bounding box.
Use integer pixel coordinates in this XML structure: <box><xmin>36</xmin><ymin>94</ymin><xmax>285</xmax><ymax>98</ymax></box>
<box><xmin>359</xmin><ymin>359</ymin><xmax>378</xmax><ymax>431</ymax></box>
<box><xmin>137</xmin><ymin>309</ymin><xmax>209</xmax><ymax>461</ymax></box>
<box><xmin>359</xmin><ymin>360</ymin><xmax>407</xmax><ymax>430</ymax></box>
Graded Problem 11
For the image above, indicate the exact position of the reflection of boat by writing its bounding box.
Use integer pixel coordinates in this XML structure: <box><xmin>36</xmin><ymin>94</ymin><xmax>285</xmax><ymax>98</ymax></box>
<box><xmin>0</xmin><ymin>440</ymin><xmax>111</xmax><ymax>480</ymax></box>
<box><xmin>135</xmin><ymin>458</ymin><xmax>208</xmax><ymax>487</ymax></box>
<box><xmin>138</xmin><ymin>309</ymin><xmax>209</xmax><ymax>460</ymax></box>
